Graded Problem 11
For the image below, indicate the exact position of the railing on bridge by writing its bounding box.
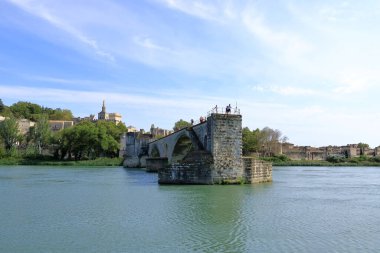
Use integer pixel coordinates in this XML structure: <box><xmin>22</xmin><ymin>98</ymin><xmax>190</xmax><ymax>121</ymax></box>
<box><xmin>149</xmin><ymin>104</ymin><xmax>241</xmax><ymax>144</ymax></box>
<box><xmin>207</xmin><ymin>104</ymin><xmax>241</xmax><ymax>117</ymax></box>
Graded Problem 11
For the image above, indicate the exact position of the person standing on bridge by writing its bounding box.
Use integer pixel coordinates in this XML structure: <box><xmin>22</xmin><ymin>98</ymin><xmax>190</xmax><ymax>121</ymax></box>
<box><xmin>226</xmin><ymin>104</ymin><xmax>231</xmax><ymax>114</ymax></box>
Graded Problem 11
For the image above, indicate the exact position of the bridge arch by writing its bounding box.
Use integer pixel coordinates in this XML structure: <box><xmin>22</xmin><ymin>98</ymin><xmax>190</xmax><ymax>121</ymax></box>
<box><xmin>150</xmin><ymin>144</ymin><xmax>161</xmax><ymax>158</ymax></box>
<box><xmin>147</xmin><ymin>121</ymin><xmax>208</xmax><ymax>163</ymax></box>
<box><xmin>171</xmin><ymin>133</ymin><xmax>193</xmax><ymax>163</ymax></box>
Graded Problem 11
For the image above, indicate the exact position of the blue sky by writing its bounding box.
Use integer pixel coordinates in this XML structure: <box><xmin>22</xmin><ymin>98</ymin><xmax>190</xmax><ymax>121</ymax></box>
<box><xmin>1</xmin><ymin>0</ymin><xmax>380</xmax><ymax>147</ymax></box>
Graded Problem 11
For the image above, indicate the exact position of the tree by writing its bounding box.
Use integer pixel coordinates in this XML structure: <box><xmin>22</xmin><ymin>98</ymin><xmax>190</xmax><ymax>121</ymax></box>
<box><xmin>358</xmin><ymin>142</ymin><xmax>370</xmax><ymax>156</ymax></box>
<box><xmin>0</xmin><ymin>99</ymin><xmax>4</xmax><ymax>113</ymax></box>
<box><xmin>173</xmin><ymin>119</ymin><xmax>191</xmax><ymax>131</ymax></box>
<box><xmin>30</xmin><ymin>115</ymin><xmax>51</xmax><ymax>154</ymax></box>
<box><xmin>0</xmin><ymin>117</ymin><xmax>20</xmax><ymax>151</ymax></box>
<box><xmin>10</xmin><ymin>101</ymin><xmax>42</xmax><ymax>120</ymax></box>
<box><xmin>56</xmin><ymin>120</ymin><xmax>123</xmax><ymax>160</ymax></box>
<box><xmin>242</xmin><ymin>126</ymin><xmax>286</xmax><ymax>157</ymax></box>
<box><xmin>47</xmin><ymin>108</ymin><xmax>73</xmax><ymax>121</ymax></box>
<box><xmin>260</xmin><ymin>127</ymin><xmax>283</xmax><ymax>156</ymax></box>
<box><xmin>242</xmin><ymin>127</ymin><xmax>261</xmax><ymax>155</ymax></box>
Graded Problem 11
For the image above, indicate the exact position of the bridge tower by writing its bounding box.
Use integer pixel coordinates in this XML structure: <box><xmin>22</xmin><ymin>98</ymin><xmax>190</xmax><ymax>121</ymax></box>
<box><xmin>207</xmin><ymin>113</ymin><xmax>244</xmax><ymax>183</ymax></box>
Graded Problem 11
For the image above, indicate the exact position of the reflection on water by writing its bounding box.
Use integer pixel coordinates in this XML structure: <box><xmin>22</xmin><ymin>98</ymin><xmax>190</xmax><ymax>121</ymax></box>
<box><xmin>1</xmin><ymin>166</ymin><xmax>380</xmax><ymax>252</ymax></box>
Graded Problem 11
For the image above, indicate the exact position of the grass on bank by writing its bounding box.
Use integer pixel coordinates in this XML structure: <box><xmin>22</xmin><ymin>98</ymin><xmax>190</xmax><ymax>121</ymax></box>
<box><xmin>260</xmin><ymin>154</ymin><xmax>380</xmax><ymax>167</ymax></box>
<box><xmin>0</xmin><ymin>156</ymin><xmax>124</xmax><ymax>166</ymax></box>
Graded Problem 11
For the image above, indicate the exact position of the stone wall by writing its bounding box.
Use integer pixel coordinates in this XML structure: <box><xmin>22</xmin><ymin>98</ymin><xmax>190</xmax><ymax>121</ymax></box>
<box><xmin>146</xmin><ymin>157</ymin><xmax>168</xmax><ymax>173</ymax></box>
<box><xmin>192</xmin><ymin>122</ymin><xmax>209</xmax><ymax>151</ymax></box>
<box><xmin>282</xmin><ymin>143</ymin><xmax>380</xmax><ymax>160</ymax></box>
<box><xmin>158</xmin><ymin>151</ymin><xmax>213</xmax><ymax>184</ymax></box>
<box><xmin>123</xmin><ymin>132</ymin><xmax>152</xmax><ymax>168</ymax></box>
<box><xmin>208</xmin><ymin>114</ymin><xmax>244</xmax><ymax>183</ymax></box>
<box><xmin>243</xmin><ymin>158</ymin><xmax>272</xmax><ymax>183</ymax></box>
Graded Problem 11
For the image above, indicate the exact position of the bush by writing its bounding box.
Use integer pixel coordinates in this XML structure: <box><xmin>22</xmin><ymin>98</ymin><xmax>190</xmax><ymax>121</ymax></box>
<box><xmin>369</xmin><ymin>157</ymin><xmax>380</xmax><ymax>163</ymax></box>
<box><xmin>261</xmin><ymin>154</ymin><xmax>290</xmax><ymax>162</ymax></box>
<box><xmin>0</xmin><ymin>146</ymin><xmax>6</xmax><ymax>158</ymax></box>
<box><xmin>326</xmin><ymin>155</ymin><xmax>346</xmax><ymax>163</ymax></box>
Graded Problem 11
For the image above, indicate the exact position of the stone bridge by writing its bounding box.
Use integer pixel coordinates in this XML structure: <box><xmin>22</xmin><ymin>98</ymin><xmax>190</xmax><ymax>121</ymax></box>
<box><xmin>145</xmin><ymin>113</ymin><xmax>272</xmax><ymax>185</ymax></box>
<box><xmin>148</xmin><ymin>121</ymin><xmax>208</xmax><ymax>164</ymax></box>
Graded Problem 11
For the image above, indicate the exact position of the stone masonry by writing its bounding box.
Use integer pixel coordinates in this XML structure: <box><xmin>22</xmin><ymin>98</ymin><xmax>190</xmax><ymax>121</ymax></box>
<box><xmin>243</xmin><ymin>158</ymin><xmax>272</xmax><ymax>183</ymax></box>
<box><xmin>207</xmin><ymin>113</ymin><xmax>244</xmax><ymax>183</ymax></box>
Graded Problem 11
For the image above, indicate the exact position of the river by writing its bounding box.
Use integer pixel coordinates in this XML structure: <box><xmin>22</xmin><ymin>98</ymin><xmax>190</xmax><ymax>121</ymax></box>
<box><xmin>1</xmin><ymin>166</ymin><xmax>380</xmax><ymax>252</ymax></box>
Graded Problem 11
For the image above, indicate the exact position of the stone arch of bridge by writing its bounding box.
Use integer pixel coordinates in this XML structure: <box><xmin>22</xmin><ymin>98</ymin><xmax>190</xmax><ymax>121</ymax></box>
<box><xmin>150</xmin><ymin>144</ymin><xmax>162</xmax><ymax>158</ymax></box>
<box><xmin>170</xmin><ymin>132</ymin><xmax>193</xmax><ymax>163</ymax></box>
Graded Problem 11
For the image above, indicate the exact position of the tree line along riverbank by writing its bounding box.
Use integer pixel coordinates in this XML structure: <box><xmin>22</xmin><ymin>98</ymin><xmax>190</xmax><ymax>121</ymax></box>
<box><xmin>1</xmin><ymin>156</ymin><xmax>380</xmax><ymax>167</ymax></box>
<box><xmin>0</xmin><ymin>157</ymin><xmax>123</xmax><ymax>166</ymax></box>
<box><xmin>261</xmin><ymin>154</ymin><xmax>380</xmax><ymax>167</ymax></box>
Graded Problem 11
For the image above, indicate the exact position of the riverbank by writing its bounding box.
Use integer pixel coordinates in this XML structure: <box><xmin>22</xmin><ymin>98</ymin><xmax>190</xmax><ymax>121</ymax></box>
<box><xmin>2</xmin><ymin>156</ymin><xmax>380</xmax><ymax>167</ymax></box>
<box><xmin>271</xmin><ymin>160</ymin><xmax>380</xmax><ymax>167</ymax></box>
<box><xmin>0</xmin><ymin>157</ymin><xmax>123</xmax><ymax>166</ymax></box>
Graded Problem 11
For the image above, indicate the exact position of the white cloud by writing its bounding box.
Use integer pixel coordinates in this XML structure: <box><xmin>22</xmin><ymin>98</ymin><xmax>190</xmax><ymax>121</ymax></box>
<box><xmin>133</xmin><ymin>36</ymin><xmax>167</xmax><ymax>51</ymax></box>
<box><xmin>270</xmin><ymin>86</ymin><xmax>318</xmax><ymax>96</ymax></box>
<box><xmin>241</xmin><ymin>8</ymin><xmax>313</xmax><ymax>59</ymax></box>
<box><xmin>158</xmin><ymin>0</ymin><xmax>219</xmax><ymax>21</ymax></box>
<box><xmin>250</xmin><ymin>85</ymin><xmax>319</xmax><ymax>96</ymax></box>
<box><xmin>7</xmin><ymin>0</ymin><xmax>115</xmax><ymax>62</ymax></box>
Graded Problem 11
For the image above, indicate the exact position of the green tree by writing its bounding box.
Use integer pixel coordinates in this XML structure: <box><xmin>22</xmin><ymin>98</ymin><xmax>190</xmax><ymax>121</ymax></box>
<box><xmin>71</xmin><ymin>121</ymin><xmax>98</xmax><ymax>160</ymax></box>
<box><xmin>46</xmin><ymin>108</ymin><xmax>73</xmax><ymax>121</ymax></box>
<box><xmin>173</xmin><ymin>119</ymin><xmax>191</xmax><ymax>131</ymax></box>
<box><xmin>0</xmin><ymin>99</ymin><xmax>4</xmax><ymax>113</ymax></box>
<box><xmin>30</xmin><ymin>115</ymin><xmax>52</xmax><ymax>154</ymax></box>
<box><xmin>10</xmin><ymin>101</ymin><xmax>42</xmax><ymax>120</ymax></box>
<box><xmin>0</xmin><ymin>117</ymin><xmax>20</xmax><ymax>151</ymax></box>
<box><xmin>358</xmin><ymin>142</ymin><xmax>370</xmax><ymax>156</ymax></box>
<box><xmin>259</xmin><ymin>127</ymin><xmax>284</xmax><ymax>156</ymax></box>
<box><xmin>56</xmin><ymin>121</ymin><xmax>123</xmax><ymax>160</ymax></box>
<box><xmin>95</xmin><ymin>121</ymin><xmax>121</xmax><ymax>157</ymax></box>
<box><xmin>242</xmin><ymin>127</ymin><xmax>261</xmax><ymax>155</ymax></box>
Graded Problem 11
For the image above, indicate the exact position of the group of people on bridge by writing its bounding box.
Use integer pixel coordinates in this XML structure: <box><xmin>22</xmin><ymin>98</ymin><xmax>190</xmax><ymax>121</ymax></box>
<box><xmin>212</xmin><ymin>104</ymin><xmax>233</xmax><ymax>114</ymax></box>
<box><xmin>189</xmin><ymin>104</ymin><xmax>234</xmax><ymax>127</ymax></box>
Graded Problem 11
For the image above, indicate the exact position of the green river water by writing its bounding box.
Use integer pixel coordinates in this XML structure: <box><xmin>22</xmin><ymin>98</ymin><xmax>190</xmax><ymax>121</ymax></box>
<box><xmin>1</xmin><ymin>166</ymin><xmax>380</xmax><ymax>252</ymax></box>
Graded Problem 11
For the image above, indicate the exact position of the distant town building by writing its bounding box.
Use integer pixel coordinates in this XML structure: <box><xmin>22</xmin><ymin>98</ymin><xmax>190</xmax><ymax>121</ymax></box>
<box><xmin>127</xmin><ymin>125</ymin><xmax>138</xmax><ymax>133</ymax></box>
<box><xmin>72</xmin><ymin>114</ymin><xmax>96</xmax><ymax>124</ymax></box>
<box><xmin>98</xmin><ymin>100</ymin><xmax>122</xmax><ymax>124</ymax></box>
<box><xmin>150</xmin><ymin>124</ymin><xmax>173</xmax><ymax>138</ymax></box>
<box><xmin>0</xmin><ymin>117</ymin><xmax>35</xmax><ymax>135</ymax></box>
<box><xmin>120</xmin><ymin>131</ymin><xmax>154</xmax><ymax>167</ymax></box>
<box><xmin>108</xmin><ymin>113</ymin><xmax>122</xmax><ymax>124</ymax></box>
<box><xmin>49</xmin><ymin>120</ymin><xmax>74</xmax><ymax>132</ymax></box>
<box><xmin>280</xmin><ymin>143</ymin><xmax>380</xmax><ymax>160</ymax></box>
<box><xmin>17</xmin><ymin>119</ymin><xmax>35</xmax><ymax>135</ymax></box>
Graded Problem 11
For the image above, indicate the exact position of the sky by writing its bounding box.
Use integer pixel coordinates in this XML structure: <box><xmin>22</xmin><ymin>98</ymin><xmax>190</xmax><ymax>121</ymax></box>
<box><xmin>1</xmin><ymin>0</ymin><xmax>380</xmax><ymax>147</ymax></box>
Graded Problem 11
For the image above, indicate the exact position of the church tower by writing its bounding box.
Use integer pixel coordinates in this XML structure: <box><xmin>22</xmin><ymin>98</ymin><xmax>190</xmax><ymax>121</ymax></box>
<box><xmin>98</xmin><ymin>100</ymin><xmax>109</xmax><ymax>120</ymax></box>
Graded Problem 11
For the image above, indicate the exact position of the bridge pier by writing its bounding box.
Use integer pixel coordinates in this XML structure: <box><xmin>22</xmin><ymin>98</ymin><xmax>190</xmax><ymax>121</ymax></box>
<box><xmin>146</xmin><ymin>157</ymin><xmax>168</xmax><ymax>173</ymax></box>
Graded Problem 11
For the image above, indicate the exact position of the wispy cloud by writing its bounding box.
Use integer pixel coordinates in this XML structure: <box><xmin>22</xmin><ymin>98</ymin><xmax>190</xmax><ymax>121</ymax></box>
<box><xmin>158</xmin><ymin>0</ymin><xmax>220</xmax><ymax>21</ymax></box>
<box><xmin>270</xmin><ymin>86</ymin><xmax>318</xmax><ymax>96</ymax></box>
<box><xmin>7</xmin><ymin>0</ymin><xmax>115</xmax><ymax>62</ymax></box>
<box><xmin>242</xmin><ymin>10</ymin><xmax>313</xmax><ymax>58</ymax></box>
<box><xmin>251</xmin><ymin>85</ymin><xmax>319</xmax><ymax>96</ymax></box>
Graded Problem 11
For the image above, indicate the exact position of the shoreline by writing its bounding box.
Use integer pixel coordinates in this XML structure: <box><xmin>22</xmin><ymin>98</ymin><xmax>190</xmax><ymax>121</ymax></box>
<box><xmin>1</xmin><ymin>157</ymin><xmax>380</xmax><ymax>167</ymax></box>
<box><xmin>0</xmin><ymin>157</ymin><xmax>123</xmax><ymax>166</ymax></box>
<box><xmin>271</xmin><ymin>160</ymin><xmax>380</xmax><ymax>167</ymax></box>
